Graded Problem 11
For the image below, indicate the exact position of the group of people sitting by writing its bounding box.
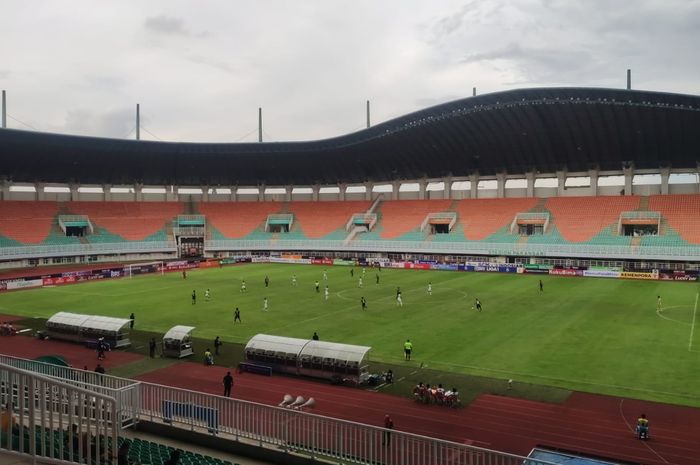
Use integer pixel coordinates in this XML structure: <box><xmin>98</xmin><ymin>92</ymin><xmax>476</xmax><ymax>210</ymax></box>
<box><xmin>413</xmin><ymin>382</ymin><xmax>460</xmax><ymax>407</ymax></box>
<box><xmin>0</xmin><ymin>322</ymin><xmax>17</xmax><ymax>336</ymax></box>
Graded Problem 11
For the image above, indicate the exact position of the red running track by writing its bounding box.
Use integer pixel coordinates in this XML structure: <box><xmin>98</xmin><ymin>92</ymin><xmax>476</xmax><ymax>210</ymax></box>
<box><xmin>0</xmin><ymin>335</ymin><xmax>143</xmax><ymax>371</ymax></box>
<box><xmin>137</xmin><ymin>362</ymin><xmax>700</xmax><ymax>465</ymax></box>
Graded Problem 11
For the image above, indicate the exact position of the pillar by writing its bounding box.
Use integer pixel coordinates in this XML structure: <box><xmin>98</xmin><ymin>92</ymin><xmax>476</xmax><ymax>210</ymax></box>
<box><xmin>134</xmin><ymin>183</ymin><xmax>143</xmax><ymax>201</ymax></box>
<box><xmin>556</xmin><ymin>170</ymin><xmax>566</xmax><ymax>196</ymax></box>
<box><xmin>69</xmin><ymin>183</ymin><xmax>79</xmax><ymax>201</ymax></box>
<box><xmin>697</xmin><ymin>162</ymin><xmax>700</xmax><ymax>194</ymax></box>
<box><xmin>312</xmin><ymin>184</ymin><xmax>320</xmax><ymax>202</ymax></box>
<box><xmin>418</xmin><ymin>178</ymin><xmax>427</xmax><ymax>200</ymax></box>
<box><xmin>443</xmin><ymin>176</ymin><xmax>452</xmax><ymax>200</ymax></box>
<box><xmin>102</xmin><ymin>184</ymin><xmax>112</xmax><ymax>201</ymax></box>
<box><xmin>0</xmin><ymin>178</ymin><xmax>10</xmax><ymax>201</ymax></box>
<box><xmin>364</xmin><ymin>182</ymin><xmax>373</xmax><ymax>201</ymax></box>
<box><xmin>623</xmin><ymin>165</ymin><xmax>634</xmax><ymax>196</ymax></box>
<box><xmin>588</xmin><ymin>169</ymin><xmax>599</xmax><ymax>196</ymax></box>
<box><xmin>258</xmin><ymin>184</ymin><xmax>265</xmax><ymax>202</ymax></box>
<box><xmin>526</xmin><ymin>171</ymin><xmax>535</xmax><ymax>197</ymax></box>
<box><xmin>391</xmin><ymin>181</ymin><xmax>400</xmax><ymax>200</ymax></box>
<box><xmin>230</xmin><ymin>186</ymin><xmax>238</xmax><ymax>202</ymax></box>
<box><xmin>469</xmin><ymin>173</ymin><xmax>479</xmax><ymax>199</ymax></box>
<box><xmin>35</xmin><ymin>183</ymin><xmax>45</xmax><ymax>201</ymax></box>
<box><xmin>286</xmin><ymin>185</ymin><xmax>293</xmax><ymax>202</ymax></box>
<box><xmin>338</xmin><ymin>183</ymin><xmax>346</xmax><ymax>201</ymax></box>
<box><xmin>496</xmin><ymin>173</ymin><xmax>506</xmax><ymax>198</ymax></box>
<box><xmin>202</xmin><ymin>185</ymin><xmax>210</xmax><ymax>202</ymax></box>
<box><xmin>660</xmin><ymin>168</ymin><xmax>670</xmax><ymax>195</ymax></box>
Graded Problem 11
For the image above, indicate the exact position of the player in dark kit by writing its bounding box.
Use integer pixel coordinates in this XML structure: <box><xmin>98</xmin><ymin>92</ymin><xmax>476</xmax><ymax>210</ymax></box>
<box><xmin>191</xmin><ymin>290</ymin><xmax>196</xmax><ymax>305</ymax></box>
<box><xmin>539</xmin><ymin>280</ymin><xmax>543</xmax><ymax>292</ymax></box>
<box><xmin>361</xmin><ymin>296</ymin><xmax>367</xmax><ymax>310</ymax></box>
<box><xmin>234</xmin><ymin>307</ymin><xmax>241</xmax><ymax>323</ymax></box>
<box><xmin>474</xmin><ymin>298</ymin><xmax>482</xmax><ymax>312</ymax></box>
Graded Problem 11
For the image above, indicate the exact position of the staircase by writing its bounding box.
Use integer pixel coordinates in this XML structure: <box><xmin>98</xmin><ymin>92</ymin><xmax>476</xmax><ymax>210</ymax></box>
<box><xmin>532</xmin><ymin>197</ymin><xmax>547</xmax><ymax>212</ymax></box>
<box><xmin>638</xmin><ymin>196</ymin><xmax>649</xmax><ymax>211</ymax></box>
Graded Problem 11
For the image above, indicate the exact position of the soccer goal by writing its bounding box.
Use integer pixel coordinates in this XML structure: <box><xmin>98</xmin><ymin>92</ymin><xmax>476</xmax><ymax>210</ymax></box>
<box><xmin>126</xmin><ymin>261</ymin><xmax>165</xmax><ymax>278</ymax></box>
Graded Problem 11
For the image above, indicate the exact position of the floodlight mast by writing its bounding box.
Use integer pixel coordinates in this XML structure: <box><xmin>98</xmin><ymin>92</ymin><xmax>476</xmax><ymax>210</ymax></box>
<box><xmin>366</xmin><ymin>100</ymin><xmax>370</xmax><ymax>128</ymax></box>
<box><xmin>1</xmin><ymin>90</ymin><xmax>6</xmax><ymax>128</ymax></box>
<box><xmin>136</xmin><ymin>103</ymin><xmax>140</xmax><ymax>140</ymax></box>
<box><xmin>627</xmin><ymin>69</ymin><xmax>632</xmax><ymax>90</ymax></box>
<box><xmin>258</xmin><ymin>107</ymin><xmax>263</xmax><ymax>142</ymax></box>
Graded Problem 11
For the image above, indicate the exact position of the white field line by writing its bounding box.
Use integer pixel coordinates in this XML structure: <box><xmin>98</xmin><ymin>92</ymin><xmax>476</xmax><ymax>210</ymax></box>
<box><xmin>689</xmin><ymin>293</ymin><xmax>699</xmax><ymax>352</ymax></box>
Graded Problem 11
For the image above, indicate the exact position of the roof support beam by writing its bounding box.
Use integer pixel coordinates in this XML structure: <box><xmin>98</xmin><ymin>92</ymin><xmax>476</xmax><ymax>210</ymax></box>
<box><xmin>526</xmin><ymin>172</ymin><xmax>535</xmax><ymax>197</ymax></box>
<box><xmin>589</xmin><ymin>169</ymin><xmax>599</xmax><ymax>196</ymax></box>
<box><xmin>623</xmin><ymin>165</ymin><xmax>634</xmax><ymax>196</ymax></box>
<box><xmin>660</xmin><ymin>168</ymin><xmax>670</xmax><ymax>195</ymax></box>
<box><xmin>469</xmin><ymin>173</ymin><xmax>479</xmax><ymax>199</ymax></box>
<box><xmin>496</xmin><ymin>173</ymin><xmax>506</xmax><ymax>198</ymax></box>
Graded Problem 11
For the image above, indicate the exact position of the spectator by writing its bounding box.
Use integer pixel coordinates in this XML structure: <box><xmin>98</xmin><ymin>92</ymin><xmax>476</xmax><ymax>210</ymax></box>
<box><xmin>214</xmin><ymin>336</ymin><xmax>222</xmax><ymax>355</ymax></box>
<box><xmin>384</xmin><ymin>369</ymin><xmax>393</xmax><ymax>384</ymax></box>
<box><xmin>0</xmin><ymin>403</ymin><xmax>17</xmax><ymax>432</ymax></box>
<box><xmin>312</xmin><ymin>332</ymin><xmax>319</xmax><ymax>341</ymax></box>
<box><xmin>129</xmin><ymin>313</ymin><xmax>135</xmax><ymax>329</ymax></box>
<box><xmin>117</xmin><ymin>441</ymin><xmax>131</xmax><ymax>465</ymax></box>
<box><xmin>382</xmin><ymin>414</ymin><xmax>394</xmax><ymax>446</ymax></box>
<box><xmin>204</xmin><ymin>349</ymin><xmax>213</xmax><ymax>366</ymax></box>
<box><xmin>149</xmin><ymin>338</ymin><xmax>157</xmax><ymax>358</ymax></box>
<box><xmin>223</xmin><ymin>371</ymin><xmax>234</xmax><ymax>397</ymax></box>
<box><xmin>94</xmin><ymin>364</ymin><xmax>105</xmax><ymax>374</ymax></box>
<box><xmin>163</xmin><ymin>449</ymin><xmax>182</xmax><ymax>465</ymax></box>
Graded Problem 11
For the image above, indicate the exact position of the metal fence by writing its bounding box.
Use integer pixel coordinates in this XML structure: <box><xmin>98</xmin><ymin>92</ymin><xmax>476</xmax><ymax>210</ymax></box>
<box><xmin>0</xmin><ymin>363</ymin><xmax>118</xmax><ymax>465</ymax></box>
<box><xmin>0</xmin><ymin>355</ymin><xmax>139</xmax><ymax>428</ymax></box>
<box><xmin>205</xmin><ymin>238</ymin><xmax>700</xmax><ymax>261</ymax></box>
<box><xmin>2</xmin><ymin>354</ymin><xmax>558</xmax><ymax>465</ymax></box>
<box><xmin>0</xmin><ymin>241</ymin><xmax>177</xmax><ymax>260</ymax></box>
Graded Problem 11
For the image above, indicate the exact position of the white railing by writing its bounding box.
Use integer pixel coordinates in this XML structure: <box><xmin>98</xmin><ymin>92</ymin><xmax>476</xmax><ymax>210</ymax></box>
<box><xmin>346</xmin><ymin>213</ymin><xmax>378</xmax><ymax>231</ymax></box>
<box><xmin>265</xmin><ymin>214</ymin><xmax>294</xmax><ymax>232</ymax></box>
<box><xmin>3</xmin><ymin>354</ymin><xmax>560</xmax><ymax>465</ymax></box>
<box><xmin>204</xmin><ymin>238</ymin><xmax>700</xmax><ymax>261</ymax></box>
<box><xmin>618</xmin><ymin>211</ymin><xmax>661</xmax><ymax>234</ymax></box>
<box><xmin>0</xmin><ymin>354</ymin><xmax>140</xmax><ymax>428</ymax></box>
<box><xmin>0</xmin><ymin>362</ymin><xmax>118</xmax><ymax>465</ymax></box>
<box><xmin>420</xmin><ymin>212</ymin><xmax>457</xmax><ymax>233</ymax></box>
<box><xmin>173</xmin><ymin>226</ymin><xmax>205</xmax><ymax>237</ymax></box>
<box><xmin>58</xmin><ymin>215</ymin><xmax>94</xmax><ymax>234</ymax></box>
<box><xmin>0</xmin><ymin>241</ymin><xmax>177</xmax><ymax>260</ymax></box>
<box><xmin>510</xmin><ymin>212</ymin><xmax>550</xmax><ymax>234</ymax></box>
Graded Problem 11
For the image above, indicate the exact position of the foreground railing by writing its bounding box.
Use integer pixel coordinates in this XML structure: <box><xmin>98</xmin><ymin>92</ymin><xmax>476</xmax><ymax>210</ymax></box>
<box><xmin>0</xmin><ymin>355</ymin><xmax>140</xmax><ymax>428</ymax></box>
<box><xmin>0</xmin><ymin>363</ymin><xmax>118</xmax><ymax>465</ymax></box>
<box><xmin>4</xmin><ymin>354</ymin><xmax>558</xmax><ymax>465</ymax></box>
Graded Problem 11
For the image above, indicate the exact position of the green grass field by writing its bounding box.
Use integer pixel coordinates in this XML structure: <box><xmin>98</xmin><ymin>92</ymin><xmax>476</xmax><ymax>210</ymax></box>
<box><xmin>1</xmin><ymin>264</ymin><xmax>699</xmax><ymax>406</ymax></box>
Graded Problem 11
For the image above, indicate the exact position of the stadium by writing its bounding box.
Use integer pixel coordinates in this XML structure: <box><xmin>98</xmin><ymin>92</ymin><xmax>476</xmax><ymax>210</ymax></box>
<box><xmin>1</xmin><ymin>84</ymin><xmax>700</xmax><ymax>465</ymax></box>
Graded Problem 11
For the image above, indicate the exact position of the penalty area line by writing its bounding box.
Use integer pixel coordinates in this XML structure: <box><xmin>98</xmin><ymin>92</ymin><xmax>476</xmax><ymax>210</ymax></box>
<box><xmin>689</xmin><ymin>293</ymin><xmax>699</xmax><ymax>352</ymax></box>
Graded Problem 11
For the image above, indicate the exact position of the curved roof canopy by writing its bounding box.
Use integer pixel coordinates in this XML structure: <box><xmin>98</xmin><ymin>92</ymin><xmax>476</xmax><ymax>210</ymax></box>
<box><xmin>245</xmin><ymin>334</ymin><xmax>371</xmax><ymax>363</ymax></box>
<box><xmin>47</xmin><ymin>312</ymin><xmax>131</xmax><ymax>332</ymax></box>
<box><xmin>163</xmin><ymin>325</ymin><xmax>195</xmax><ymax>341</ymax></box>
<box><xmin>2</xmin><ymin>87</ymin><xmax>699</xmax><ymax>185</ymax></box>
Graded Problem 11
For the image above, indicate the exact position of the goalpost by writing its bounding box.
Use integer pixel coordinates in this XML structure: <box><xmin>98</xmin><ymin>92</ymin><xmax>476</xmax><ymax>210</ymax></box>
<box><xmin>126</xmin><ymin>260</ymin><xmax>165</xmax><ymax>279</ymax></box>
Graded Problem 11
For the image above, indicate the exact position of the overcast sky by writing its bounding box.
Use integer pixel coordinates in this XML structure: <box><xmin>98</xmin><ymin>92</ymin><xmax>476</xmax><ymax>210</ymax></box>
<box><xmin>1</xmin><ymin>0</ymin><xmax>699</xmax><ymax>142</ymax></box>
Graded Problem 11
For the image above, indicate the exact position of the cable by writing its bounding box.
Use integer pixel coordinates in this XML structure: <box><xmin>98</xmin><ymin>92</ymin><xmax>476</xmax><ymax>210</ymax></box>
<box><xmin>7</xmin><ymin>114</ymin><xmax>39</xmax><ymax>131</ymax></box>
<box><xmin>124</xmin><ymin>126</ymin><xmax>136</xmax><ymax>139</ymax></box>
<box><xmin>235</xmin><ymin>128</ymin><xmax>259</xmax><ymax>142</ymax></box>
<box><xmin>141</xmin><ymin>126</ymin><xmax>165</xmax><ymax>141</ymax></box>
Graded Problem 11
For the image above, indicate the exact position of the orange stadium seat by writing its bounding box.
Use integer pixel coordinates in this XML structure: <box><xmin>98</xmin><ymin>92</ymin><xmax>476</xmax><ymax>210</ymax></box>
<box><xmin>648</xmin><ymin>194</ymin><xmax>700</xmax><ymax>244</ymax></box>
<box><xmin>198</xmin><ymin>202</ymin><xmax>283</xmax><ymax>239</ymax></box>
<box><xmin>0</xmin><ymin>201</ymin><xmax>58</xmax><ymax>244</ymax></box>
<box><xmin>544</xmin><ymin>196</ymin><xmax>640</xmax><ymax>242</ymax></box>
<box><xmin>378</xmin><ymin>200</ymin><xmax>452</xmax><ymax>239</ymax></box>
<box><xmin>66</xmin><ymin>202</ymin><xmax>184</xmax><ymax>241</ymax></box>
<box><xmin>455</xmin><ymin>198</ymin><xmax>539</xmax><ymax>240</ymax></box>
<box><xmin>289</xmin><ymin>201</ymin><xmax>371</xmax><ymax>238</ymax></box>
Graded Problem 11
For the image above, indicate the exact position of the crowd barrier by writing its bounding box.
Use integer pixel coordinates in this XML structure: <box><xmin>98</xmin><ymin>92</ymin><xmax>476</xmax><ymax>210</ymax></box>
<box><xmin>1</xmin><ymin>355</ymin><xmax>559</xmax><ymax>465</ymax></box>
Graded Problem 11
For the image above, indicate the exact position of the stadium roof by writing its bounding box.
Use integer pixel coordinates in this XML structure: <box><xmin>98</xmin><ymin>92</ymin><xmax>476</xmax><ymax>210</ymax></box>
<box><xmin>1</xmin><ymin>87</ymin><xmax>699</xmax><ymax>186</ymax></box>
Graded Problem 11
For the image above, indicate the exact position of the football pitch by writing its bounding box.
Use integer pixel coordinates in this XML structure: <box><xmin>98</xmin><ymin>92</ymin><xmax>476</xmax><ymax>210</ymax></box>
<box><xmin>1</xmin><ymin>264</ymin><xmax>699</xmax><ymax>407</ymax></box>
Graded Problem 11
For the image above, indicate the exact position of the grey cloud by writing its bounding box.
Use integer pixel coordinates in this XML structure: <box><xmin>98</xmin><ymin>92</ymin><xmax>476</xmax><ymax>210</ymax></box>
<box><xmin>0</xmin><ymin>70</ymin><xmax>10</xmax><ymax>79</ymax></box>
<box><xmin>63</xmin><ymin>107</ymin><xmax>134</xmax><ymax>139</ymax></box>
<box><xmin>187</xmin><ymin>55</ymin><xmax>236</xmax><ymax>74</ymax></box>
<box><xmin>144</xmin><ymin>15</ymin><xmax>190</xmax><ymax>36</ymax></box>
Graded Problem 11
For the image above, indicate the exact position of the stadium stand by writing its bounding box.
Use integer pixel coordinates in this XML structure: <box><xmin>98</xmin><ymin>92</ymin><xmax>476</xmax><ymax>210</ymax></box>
<box><xmin>198</xmin><ymin>201</ymin><xmax>282</xmax><ymax>239</ymax></box>
<box><xmin>374</xmin><ymin>200</ymin><xmax>452</xmax><ymax>239</ymax></box>
<box><xmin>289</xmin><ymin>200</ymin><xmax>371</xmax><ymax>238</ymax></box>
<box><xmin>648</xmin><ymin>194</ymin><xmax>700</xmax><ymax>244</ymax></box>
<box><xmin>66</xmin><ymin>202</ymin><xmax>183</xmax><ymax>241</ymax></box>
<box><xmin>455</xmin><ymin>198</ymin><xmax>539</xmax><ymax>241</ymax></box>
<box><xmin>542</xmin><ymin>196</ymin><xmax>640</xmax><ymax>243</ymax></box>
<box><xmin>0</xmin><ymin>201</ymin><xmax>58</xmax><ymax>244</ymax></box>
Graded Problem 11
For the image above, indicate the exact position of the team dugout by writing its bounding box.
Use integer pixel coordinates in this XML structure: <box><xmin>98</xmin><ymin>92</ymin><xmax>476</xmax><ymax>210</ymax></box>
<box><xmin>244</xmin><ymin>334</ymin><xmax>371</xmax><ymax>384</ymax></box>
<box><xmin>45</xmin><ymin>311</ymin><xmax>132</xmax><ymax>348</ymax></box>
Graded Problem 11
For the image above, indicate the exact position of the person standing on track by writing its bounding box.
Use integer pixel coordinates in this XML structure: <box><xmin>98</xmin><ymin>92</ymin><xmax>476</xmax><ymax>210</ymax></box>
<box><xmin>223</xmin><ymin>371</ymin><xmax>234</xmax><ymax>397</ymax></box>
<box><xmin>382</xmin><ymin>414</ymin><xmax>394</xmax><ymax>446</ymax></box>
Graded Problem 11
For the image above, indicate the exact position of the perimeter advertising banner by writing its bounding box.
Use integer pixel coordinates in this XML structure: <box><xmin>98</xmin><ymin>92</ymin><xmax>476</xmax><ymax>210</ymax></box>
<box><xmin>620</xmin><ymin>271</ymin><xmax>659</xmax><ymax>280</ymax></box>
<box><xmin>6</xmin><ymin>279</ymin><xmax>43</xmax><ymax>290</ymax></box>
<box><xmin>549</xmin><ymin>268</ymin><xmax>582</xmax><ymax>277</ymax></box>
<box><xmin>311</xmin><ymin>258</ymin><xmax>333</xmax><ymax>265</ymax></box>
<box><xmin>659</xmin><ymin>271</ymin><xmax>698</xmax><ymax>282</ymax></box>
<box><xmin>582</xmin><ymin>269</ymin><xmax>621</xmax><ymax>278</ymax></box>
<box><xmin>332</xmin><ymin>259</ymin><xmax>355</xmax><ymax>266</ymax></box>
